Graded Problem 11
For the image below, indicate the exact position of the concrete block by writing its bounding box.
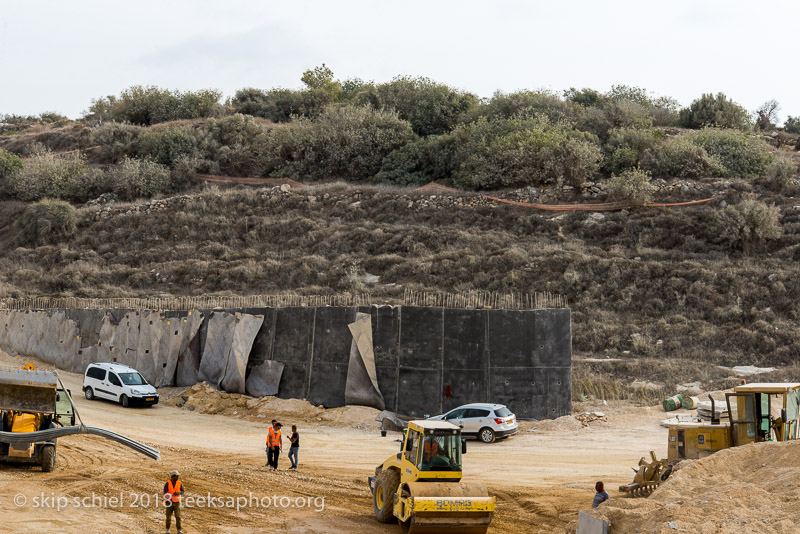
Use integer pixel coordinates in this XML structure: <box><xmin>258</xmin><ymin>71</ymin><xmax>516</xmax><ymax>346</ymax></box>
<box><xmin>577</xmin><ymin>510</ymin><xmax>610</xmax><ymax>534</ymax></box>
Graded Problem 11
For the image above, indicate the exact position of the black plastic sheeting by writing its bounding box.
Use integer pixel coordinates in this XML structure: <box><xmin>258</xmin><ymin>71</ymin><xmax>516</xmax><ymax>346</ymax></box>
<box><xmin>231</xmin><ymin>305</ymin><xmax>571</xmax><ymax>420</ymax></box>
<box><xmin>18</xmin><ymin>305</ymin><xmax>571</xmax><ymax>420</ymax></box>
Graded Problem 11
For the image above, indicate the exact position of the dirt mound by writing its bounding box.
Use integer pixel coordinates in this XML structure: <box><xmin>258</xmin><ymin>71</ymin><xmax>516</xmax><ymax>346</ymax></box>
<box><xmin>170</xmin><ymin>382</ymin><xmax>381</xmax><ymax>428</ymax></box>
<box><xmin>529</xmin><ymin>415</ymin><xmax>588</xmax><ymax>432</ymax></box>
<box><xmin>583</xmin><ymin>440</ymin><xmax>800</xmax><ymax>533</ymax></box>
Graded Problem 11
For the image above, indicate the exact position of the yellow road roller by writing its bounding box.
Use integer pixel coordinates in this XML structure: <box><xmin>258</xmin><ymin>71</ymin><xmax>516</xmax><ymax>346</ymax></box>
<box><xmin>369</xmin><ymin>420</ymin><xmax>495</xmax><ymax>534</ymax></box>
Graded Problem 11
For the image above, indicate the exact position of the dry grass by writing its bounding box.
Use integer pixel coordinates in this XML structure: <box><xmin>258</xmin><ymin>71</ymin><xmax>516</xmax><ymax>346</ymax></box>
<box><xmin>1</xmin><ymin>180</ymin><xmax>800</xmax><ymax>386</ymax></box>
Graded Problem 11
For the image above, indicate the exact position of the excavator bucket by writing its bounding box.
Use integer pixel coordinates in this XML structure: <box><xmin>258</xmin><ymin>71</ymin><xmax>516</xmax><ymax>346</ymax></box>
<box><xmin>618</xmin><ymin>451</ymin><xmax>673</xmax><ymax>497</ymax></box>
<box><xmin>0</xmin><ymin>368</ymin><xmax>57</xmax><ymax>413</ymax></box>
<box><xmin>395</xmin><ymin>482</ymin><xmax>495</xmax><ymax>534</ymax></box>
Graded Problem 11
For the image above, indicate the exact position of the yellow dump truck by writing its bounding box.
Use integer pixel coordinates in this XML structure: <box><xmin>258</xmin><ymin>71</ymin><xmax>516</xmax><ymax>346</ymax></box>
<box><xmin>369</xmin><ymin>420</ymin><xmax>495</xmax><ymax>534</ymax></box>
<box><xmin>0</xmin><ymin>365</ymin><xmax>75</xmax><ymax>472</ymax></box>
<box><xmin>621</xmin><ymin>382</ymin><xmax>800</xmax><ymax>496</ymax></box>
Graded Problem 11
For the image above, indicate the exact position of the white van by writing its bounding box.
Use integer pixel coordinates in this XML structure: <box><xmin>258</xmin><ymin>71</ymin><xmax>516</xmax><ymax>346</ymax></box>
<box><xmin>82</xmin><ymin>363</ymin><xmax>159</xmax><ymax>407</ymax></box>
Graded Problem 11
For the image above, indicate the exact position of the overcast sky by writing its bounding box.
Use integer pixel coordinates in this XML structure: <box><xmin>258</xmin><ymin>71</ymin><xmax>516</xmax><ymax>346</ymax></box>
<box><xmin>2</xmin><ymin>0</ymin><xmax>799</xmax><ymax>122</ymax></box>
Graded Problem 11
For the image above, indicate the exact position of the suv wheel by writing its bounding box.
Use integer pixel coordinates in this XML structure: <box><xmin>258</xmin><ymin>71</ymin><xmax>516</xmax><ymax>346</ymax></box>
<box><xmin>84</xmin><ymin>387</ymin><xmax>94</xmax><ymax>401</ymax></box>
<box><xmin>479</xmin><ymin>427</ymin><xmax>495</xmax><ymax>444</ymax></box>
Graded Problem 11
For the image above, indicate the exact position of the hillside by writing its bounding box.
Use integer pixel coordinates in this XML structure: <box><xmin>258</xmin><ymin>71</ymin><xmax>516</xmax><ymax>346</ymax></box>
<box><xmin>2</xmin><ymin>174</ymin><xmax>800</xmax><ymax>396</ymax></box>
<box><xmin>3</xmin><ymin>79</ymin><xmax>800</xmax><ymax>398</ymax></box>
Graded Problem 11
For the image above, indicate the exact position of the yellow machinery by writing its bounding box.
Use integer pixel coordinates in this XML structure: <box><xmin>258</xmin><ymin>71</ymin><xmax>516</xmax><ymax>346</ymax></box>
<box><xmin>369</xmin><ymin>420</ymin><xmax>495</xmax><ymax>534</ymax></box>
<box><xmin>621</xmin><ymin>383</ymin><xmax>800</xmax><ymax>496</ymax></box>
<box><xmin>0</xmin><ymin>364</ymin><xmax>75</xmax><ymax>471</ymax></box>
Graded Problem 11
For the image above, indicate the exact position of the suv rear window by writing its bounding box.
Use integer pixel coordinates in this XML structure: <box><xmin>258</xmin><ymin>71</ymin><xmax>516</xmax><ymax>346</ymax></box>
<box><xmin>86</xmin><ymin>367</ymin><xmax>106</xmax><ymax>380</ymax></box>
<box><xmin>464</xmin><ymin>409</ymin><xmax>490</xmax><ymax>418</ymax></box>
<box><xmin>494</xmin><ymin>407</ymin><xmax>512</xmax><ymax>418</ymax></box>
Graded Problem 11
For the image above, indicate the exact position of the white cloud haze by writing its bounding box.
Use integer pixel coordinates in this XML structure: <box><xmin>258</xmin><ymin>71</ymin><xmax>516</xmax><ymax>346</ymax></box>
<box><xmin>1</xmin><ymin>0</ymin><xmax>798</xmax><ymax>121</ymax></box>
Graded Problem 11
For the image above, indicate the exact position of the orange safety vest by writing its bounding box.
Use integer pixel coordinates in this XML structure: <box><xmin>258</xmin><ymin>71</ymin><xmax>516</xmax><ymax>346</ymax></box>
<box><xmin>268</xmin><ymin>427</ymin><xmax>281</xmax><ymax>447</ymax></box>
<box><xmin>423</xmin><ymin>439</ymin><xmax>439</xmax><ymax>460</ymax></box>
<box><xmin>166</xmin><ymin>480</ymin><xmax>182</xmax><ymax>502</ymax></box>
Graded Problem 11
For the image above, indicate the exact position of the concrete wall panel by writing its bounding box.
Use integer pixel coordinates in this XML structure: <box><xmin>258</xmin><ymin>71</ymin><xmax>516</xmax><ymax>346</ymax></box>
<box><xmin>398</xmin><ymin>368</ymin><xmax>442</xmax><ymax>418</ymax></box>
<box><xmin>307</xmin><ymin>362</ymin><xmax>348</xmax><ymax>407</ymax></box>
<box><xmin>399</xmin><ymin>307</ymin><xmax>443</xmax><ymax>368</ymax></box>
<box><xmin>488</xmin><ymin>311</ymin><xmax>535</xmax><ymax>368</ymax></box>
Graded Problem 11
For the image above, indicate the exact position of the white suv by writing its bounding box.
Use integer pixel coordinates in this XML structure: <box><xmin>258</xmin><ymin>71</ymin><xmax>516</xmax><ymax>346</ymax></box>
<box><xmin>82</xmin><ymin>363</ymin><xmax>159</xmax><ymax>407</ymax></box>
<box><xmin>427</xmin><ymin>403</ymin><xmax>518</xmax><ymax>443</ymax></box>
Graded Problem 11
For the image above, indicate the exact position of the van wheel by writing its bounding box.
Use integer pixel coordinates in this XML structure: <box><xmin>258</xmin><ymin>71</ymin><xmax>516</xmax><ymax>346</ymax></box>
<box><xmin>479</xmin><ymin>427</ymin><xmax>495</xmax><ymax>444</ymax></box>
<box><xmin>42</xmin><ymin>445</ymin><xmax>56</xmax><ymax>472</ymax></box>
<box><xmin>120</xmin><ymin>395</ymin><xmax>129</xmax><ymax>408</ymax></box>
<box><xmin>84</xmin><ymin>387</ymin><xmax>94</xmax><ymax>401</ymax></box>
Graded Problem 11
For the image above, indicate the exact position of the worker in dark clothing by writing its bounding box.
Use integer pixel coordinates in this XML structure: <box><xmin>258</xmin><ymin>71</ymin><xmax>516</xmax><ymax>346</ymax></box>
<box><xmin>288</xmin><ymin>424</ymin><xmax>299</xmax><ymax>470</ymax></box>
<box><xmin>592</xmin><ymin>481</ymin><xmax>609</xmax><ymax>508</ymax></box>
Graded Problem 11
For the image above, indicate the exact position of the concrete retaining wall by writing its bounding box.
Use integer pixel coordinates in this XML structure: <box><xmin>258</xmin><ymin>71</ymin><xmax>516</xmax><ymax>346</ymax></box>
<box><xmin>0</xmin><ymin>305</ymin><xmax>571</xmax><ymax>420</ymax></box>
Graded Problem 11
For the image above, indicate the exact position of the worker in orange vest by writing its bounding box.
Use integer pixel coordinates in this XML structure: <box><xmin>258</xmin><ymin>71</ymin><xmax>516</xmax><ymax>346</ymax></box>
<box><xmin>266</xmin><ymin>422</ymin><xmax>283</xmax><ymax>470</ymax></box>
<box><xmin>423</xmin><ymin>437</ymin><xmax>440</xmax><ymax>462</ymax></box>
<box><xmin>163</xmin><ymin>470</ymin><xmax>184</xmax><ymax>534</ymax></box>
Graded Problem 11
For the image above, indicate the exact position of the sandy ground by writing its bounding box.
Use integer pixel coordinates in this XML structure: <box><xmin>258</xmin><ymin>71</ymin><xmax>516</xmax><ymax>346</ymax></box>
<box><xmin>0</xmin><ymin>350</ymin><xmax>668</xmax><ymax>534</ymax></box>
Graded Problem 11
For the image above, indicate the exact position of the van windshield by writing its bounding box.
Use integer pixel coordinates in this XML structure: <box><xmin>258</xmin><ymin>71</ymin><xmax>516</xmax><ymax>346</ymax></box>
<box><xmin>119</xmin><ymin>372</ymin><xmax>147</xmax><ymax>386</ymax></box>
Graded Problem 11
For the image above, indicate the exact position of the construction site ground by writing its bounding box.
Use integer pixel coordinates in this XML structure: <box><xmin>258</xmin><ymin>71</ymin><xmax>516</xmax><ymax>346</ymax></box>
<box><xmin>0</xmin><ymin>349</ymin><xmax>668</xmax><ymax>534</ymax></box>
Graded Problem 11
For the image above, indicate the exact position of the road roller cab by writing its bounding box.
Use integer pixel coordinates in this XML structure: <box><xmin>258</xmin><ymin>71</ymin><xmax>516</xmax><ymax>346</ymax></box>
<box><xmin>369</xmin><ymin>420</ymin><xmax>495</xmax><ymax>534</ymax></box>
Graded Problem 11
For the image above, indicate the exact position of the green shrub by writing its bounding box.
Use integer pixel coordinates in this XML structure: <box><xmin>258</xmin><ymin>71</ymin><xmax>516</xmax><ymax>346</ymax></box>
<box><xmin>687</xmin><ymin>128</ymin><xmax>773</xmax><ymax>177</ymax></box>
<box><xmin>230</xmin><ymin>88</ymin><xmax>275</xmax><ymax>118</ymax></box>
<box><xmin>573</xmin><ymin>99</ymin><xmax>653</xmax><ymax>140</ymax></box>
<box><xmin>300</xmin><ymin>64</ymin><xmax>343</xmax><ymax>103</ymax></box>
<box><xmin>604</xmin><ymin>147</ymin><xmax>640</xmax><ymax>175</ymax></box>
<box><xmin>484</xmin><ymin>90</ymin><xmax>573</xmax><ymax>124</ymax></box>
<box><xmin>374</xmin><ymin>135</ymin><xmax>462</xmax><ymax>186</ymax></box>
<box><xmin>709</xmin><ymin>198</ymin><xmax>782</xmax><ymax>253</ymax></box>
<box><xmin>64</xmin><ymin>167</ymin><xmax>116</xmax><ymax>202</ymax></box>
<box><xmin>93</xmin><ymin>122</ymin><xmax>146</xmax><ymax>163</ymax></box>
<box><xmin>111</xmin><ymin>157</ymin><xmax>172</xmax><ymax>200</ymax></box>
<box><xmin>604</xmin><ymin>168</ymin><xmax>655</xmax><ymax>204</ymax></box>
<box><xmin>451</xmin><ymin>117</ymin><xmax>602</xmax><ymax>189</ymax></box>
<box><xmin>640</xmin><ymin>137</ymin><xmax>725</xmax><ymax>179</ymax></box>
<box><xmin>86</xmin><ymin>86</ymin><xmax>221</xmax><ymax>125</ymax></box>
<box><xmin>138</xmin><ymin>128</ymin><xmax>197</xmax><ymax>167</ymax></box>
<box><xmin>265</xmin><ymin>105</ymin><xmax>416</xmax><ymax>180</ymax></box>
<box><xmin>9</xmin><ymin>150</ymin><xmax>88</xmax><ymax>201</ymax></box>
<box><xmin>564</xmin><ymin>87</ymin><xmax>604</xmax><ymax>107</ymax></box>
<box><xmin>14</xmin><ymin>199</ymin><xmax>78</xmax><ymax>245</ymax></box>
<box><xmin>679</xmin><ymin>93</ymin><xmax>752</xmax><ymax>130</ymax></box>
<box><xmin>206</xmin><ymin>114</ymin><xmax>266</xmax><ymax>146</ymax></box>
<box><xmin>375</xmin><ymin>76</ymin><xmax>478</xmax><ymax>136</ymax></box>
<box><xmin>764</xmin><ymin>157</ymin><xmax>797</xmax><ymax>189</ymax></box>
<box><xmin>784</xmin><ymin>116</ymin><xmax>800</xmax><ymax>134</ymax></box>
<box><xmin>170</xmin><ymin>155</ymin><xmax>202</xmax><ymax>190</ymax></box>
<box><xmin>603</xmin><ymin>127</ymin><xmax>664</xmax><ymax>174</ymax></box>
<box><xmin>0</xmin><ymin>149</ymin><xmax>23</xmax><ymax>195</ymax></box>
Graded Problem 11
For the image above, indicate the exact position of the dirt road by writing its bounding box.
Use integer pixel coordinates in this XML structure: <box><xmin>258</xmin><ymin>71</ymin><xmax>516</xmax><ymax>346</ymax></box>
<box><xmin>0</xmin><ymin>351</ymin><xmax>667</xmax><ymax>533</ymax></box>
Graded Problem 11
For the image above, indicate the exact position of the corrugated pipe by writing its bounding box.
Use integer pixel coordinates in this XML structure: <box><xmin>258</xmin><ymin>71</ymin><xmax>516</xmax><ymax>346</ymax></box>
<box><xmin>0</xmin><ymin>426</ymin><xmax>160</xmax><ymax>460</ymax></box>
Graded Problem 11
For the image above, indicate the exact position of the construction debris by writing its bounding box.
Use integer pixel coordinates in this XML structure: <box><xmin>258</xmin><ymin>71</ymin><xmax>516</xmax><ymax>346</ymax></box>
<box><xmin>695</xmin><ymin>400</ymin><xmax>729</xmax><ymax>421</ymax></box>
<box><xmin>575</xmin><ymin>412</ymin><xmax>607</xmax><ymax>427</ymax></box>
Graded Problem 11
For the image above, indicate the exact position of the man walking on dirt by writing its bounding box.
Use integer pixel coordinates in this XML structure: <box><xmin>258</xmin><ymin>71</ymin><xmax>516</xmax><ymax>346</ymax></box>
<box><xmin>163</xmin><ymin>470</ymin><xmax>184</xmax><ymax>534</ymax></box>
<box><xmin>288</xmin><ymin>424</ymin><xmax>299</xmax><ymax>470</ymax></box>
<box><xmin>267</xmin><ymin>422</ymin><xmax>283</xmax><ymax>470</ymax></box>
